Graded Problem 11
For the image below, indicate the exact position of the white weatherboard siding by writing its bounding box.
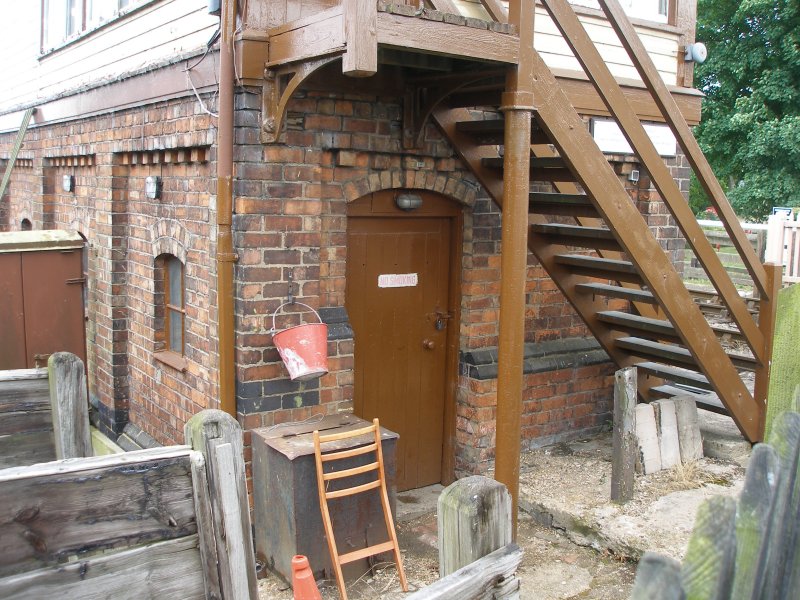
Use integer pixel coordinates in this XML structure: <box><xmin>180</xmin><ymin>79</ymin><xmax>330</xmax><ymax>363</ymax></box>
<box><xmin>0</xmin><ymin>0</ymin><xmax>217</xmax><ymax>113</ymax></box>
<box><xmin>454</xmin><ymin>0</ymin><xmax>680</xmax><ymax>86</ymax></box>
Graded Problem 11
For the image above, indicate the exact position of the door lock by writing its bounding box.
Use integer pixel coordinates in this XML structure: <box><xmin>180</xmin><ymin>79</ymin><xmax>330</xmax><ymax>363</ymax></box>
<box><xmin>434</xmin><ymin>311</ymin><xmax>453</xmax><ymax>331</ymax></box>
<box><xmin>422</xmin><ymin>339</ymin><xmax>435</xmax><ymax>350</ymax></box>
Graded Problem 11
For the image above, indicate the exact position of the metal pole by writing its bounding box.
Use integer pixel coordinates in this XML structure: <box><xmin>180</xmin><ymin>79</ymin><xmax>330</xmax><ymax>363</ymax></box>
<box><xmin>494</xmin><ymin>0</ymin><xmax>535</xmax><ymax>538</ymax></box>
<box><xmin>217</xmin><ymin>0</ymin><xmax>237</xmax><ymax>416</ymax></box>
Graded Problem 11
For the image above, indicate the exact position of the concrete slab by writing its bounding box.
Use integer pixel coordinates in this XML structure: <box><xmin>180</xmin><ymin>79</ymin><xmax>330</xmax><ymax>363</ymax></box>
<box><xmin>519</xmin><ymin>432</ymin><xmax>745</xmax><ymax>562</ymax></box>
<box><xmin>654</xmin><ymin>400</ymin><xmax>681</xmax><ymax>469</ymax></box>
<box><xmin>674</xmin><ymin>396</ymin><xmax>704</xmax><ymax>462</ymax></box>
<box><xmin>635</xmin><ymin>403</ymin><xmax>662</xmax><ymax>474</ymax></box>
<box><xmin>698</xmin><ymin>409</ymin><xmax>752</xmax><ymax>467</ymax></box>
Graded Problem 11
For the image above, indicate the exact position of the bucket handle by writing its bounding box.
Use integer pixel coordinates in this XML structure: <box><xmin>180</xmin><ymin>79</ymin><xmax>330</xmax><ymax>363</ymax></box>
<box><xmin>270</xmin><ymin>302</ymin><xmax>323</xmax><ymax>333</ymax></box>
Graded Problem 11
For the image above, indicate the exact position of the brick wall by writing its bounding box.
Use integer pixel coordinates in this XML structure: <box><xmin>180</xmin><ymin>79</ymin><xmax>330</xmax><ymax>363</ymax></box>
<box><xmin>0</xmin><ymin>97</ymin><xmax>217</xmax><ymax>442</ymax></box>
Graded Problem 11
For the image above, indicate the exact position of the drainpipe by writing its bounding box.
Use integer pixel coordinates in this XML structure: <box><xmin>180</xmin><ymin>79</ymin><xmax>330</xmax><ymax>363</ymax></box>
<box><xmin>494</xmin><ymin>0</ymin><xmax>535</xmax><ymax>539</ymax></box>
<box><xmin>216</xmin><ymin>0</ymin><xmax>237</xmax><ymax>416</ymax></box>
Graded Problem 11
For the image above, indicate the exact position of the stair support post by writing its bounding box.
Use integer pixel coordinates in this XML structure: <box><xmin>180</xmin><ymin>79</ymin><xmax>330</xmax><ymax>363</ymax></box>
<box><xmin>494</xmin><ymin>0</ymin><xmax>535</xmax><ymax>539</ymax></box>
<box><xmin>754</xmin><ymin>263</ymin><xmax>782</xmax><ymax>437</ymax></box>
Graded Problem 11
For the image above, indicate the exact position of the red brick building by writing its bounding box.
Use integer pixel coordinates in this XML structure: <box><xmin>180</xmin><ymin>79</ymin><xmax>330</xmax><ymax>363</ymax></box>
<box><xmin>2</xmin><ymin>0</ymin><xmax>739</xmax><ymax>491</ymax></box>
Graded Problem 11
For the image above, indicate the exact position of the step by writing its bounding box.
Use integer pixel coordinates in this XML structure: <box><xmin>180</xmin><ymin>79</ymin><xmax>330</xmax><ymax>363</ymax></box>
<box><xmin>482</xmin><ymin>157</ymin><xmax>574</xmax><ymax>182</ymax></box>
<box><xmin>456</xmin><ymin>119</ymin><xmax>550</xmax><ymax>145</ymax></box>
<box><xmin>529</xmin><ymin>192</ymin><xmax>597</xmax><ymax>217</ymax></box>
<box><xmin>596</xmin><ymin>311</ymin><xmax>679</xmax><ymax>341</ymax></box>
<box><xmin>553</xmin><ymin>254</ymin><xmax>642</xmax><ymax>283</ymax></box>
<box><xmin>574</xmin><ymin>283</ymin><xmax>657</xmax><ymax>304</ymax></box>
<box><xmin>615</xmin><ymin>337</ymin><xmax>697</xmax><ymax>369</ymax></box>
<box><xmin>649</xmin><ymin>385</ymin><xmax>727</xmax><ymax>415</ymax></box>
<box><xmin>637</xmin><ymin>361</ymin><xmax>712</xmax><ymax>391</ymax></box>
<box><xmin>530</xmin><ymin>223</ymin><xmax>620</xmax><ymax>251</ymax></box>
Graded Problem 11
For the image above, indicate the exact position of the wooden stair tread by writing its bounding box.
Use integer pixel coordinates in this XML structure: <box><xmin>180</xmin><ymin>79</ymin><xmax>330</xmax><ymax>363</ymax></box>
<box><xmin>596</xmin><ymin>311</ymin><xmax>677</xmax><ymax>339</ymax></box>
<box><xmin>530</xmin><ymin>223</ymin><xmax>613</xmax><ymax>239</ymax></box>
<box><xmin>615</xmin><ymin>336</ymin><xmax>696</xmax><ymax>367</ymax></box>
<box><xmin>529</xmin><ymin>192</ymin><xmax>597</xmax><ymax>217</ymax></box>
<box><xmin>483</xmin><ymin>156</ymin><xmax>565</xmax><ymax>169</ymax></box>
<box><xmin>574</xmin><ymin>283</ymin><xmax>657</xmax><ymax>304</ymax></box>
<box><xmin>637</xmin><ymin>361</ymin><xmax>712</xmax><ymax>389</ymax></box>
<box><xmin>531</xmin><ymin>223</ymin><xmax>620</xmax><ymax>251</ymax></box>
<box><xmin>553</xmin><ymin>254</ymin><xmax>641</xmax><ymax>283</ymax></box>
<box><xmin>649</xmin><ymin>385</ymin><xmax>728</xmax><ymax>415</ymax></box>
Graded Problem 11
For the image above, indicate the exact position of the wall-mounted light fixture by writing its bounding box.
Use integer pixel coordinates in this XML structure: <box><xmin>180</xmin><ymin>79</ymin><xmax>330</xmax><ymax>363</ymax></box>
<box><xmin>145</xmin><ymin>176</ymin><xmax>161</xmax><ymax>200</ymax></box>
<box><xmin>62</xmin><ymin>174</ymin><xmax>75</xmax><ymax>193</ymax></box>
<box><xmin>684</xmin><ymin>42</ymin><xmax>708</xmax><ymax>64</ymax></box>
<box><xmin>629</xmin><ymin>169</ymin><xmax>640</xmax><ymax>184</ymax></box>
<box><xmin>395</xmin><ymin>193</ymin><xmax>423</xmax><ymax>211</ymax></box>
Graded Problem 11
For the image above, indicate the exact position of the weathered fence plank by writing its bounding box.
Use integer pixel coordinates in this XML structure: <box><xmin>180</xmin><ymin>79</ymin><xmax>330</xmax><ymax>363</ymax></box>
<box><xmin>611</xmin><ymin>366</ymin><xmax>637</xmax><ymax>502</ymax></box>
<box><xmin>47</xmin><ymin>352</ymin><xmax>91</xmax><ymax>460</ymax></box>
<box><xmin>0</xmin><ymin>369</ymin><xmax>49</xmax><ymax>412</ymax></box>
<box><xmin>0</xmin><ymin>447</ymin><xmax>197</xmax><ymax>577</ymax></box>
<box><xmin>190</xmin><ymin>451</ymin><xmax>223</xmax><ymax>599</ymax></box>
<box><xmin>680</xmin><ymin>496</ymin><xmax>737</xmax><ymax>599</ymax></box>
<box><xmin>630</xmin><ymin>552</ymin><xmax>684</xmax><ymax>600</ymax></box>
<box><xmin>731</xmin><ymin>444</ymin><xmax>779</xmax><ymax>599</ymax></box>
<box><xmin>0</xmin><ymin>369</ymin><xmax>53</xmax><ymax>468</ymax></box>
<box><xmin>406</xmin><ymin>543</ymin><xmax>523</xmax><ymax>600</ymax></box>
<box><xmin>0</xmin><ymin>534</ymin><xmax>206</xmax><ymax>600</ymax></box>
<box><xmin>185</xmin><ymin>410</ymin><xmax>257</xmax><ymax>600</ymax></box>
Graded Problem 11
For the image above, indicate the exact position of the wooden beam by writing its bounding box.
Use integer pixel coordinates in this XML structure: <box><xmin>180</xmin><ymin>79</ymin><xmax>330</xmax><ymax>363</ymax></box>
<box><xmin>343</xmin><ymin>0</ymin><xmax>378</xmax><ymax>76</ymax></box>
<box><xmin>266</xmin><ymin>8</ymin><xmax>345</xmax><ymax>68</ymax></box>
<box><xmin>376</xmin><ymin>12</ymin><xmax>519</xmax><ymax>64</ymax></box>
<box><xmin>47</xmin><ymin>352</ymin><xmax>92</xmax><ymax>460</ymax></box>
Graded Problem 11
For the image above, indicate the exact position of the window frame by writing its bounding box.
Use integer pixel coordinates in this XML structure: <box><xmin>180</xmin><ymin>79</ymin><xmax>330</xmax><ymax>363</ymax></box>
<box><xmin>40</xmin><ymin>0</ymin><xmax>153</xmax><ymax>56</ymax></box>
<box><xmin>154</xmin><ymin>253</ymin><xmax>187</xmax><ymax>372</ymax></box>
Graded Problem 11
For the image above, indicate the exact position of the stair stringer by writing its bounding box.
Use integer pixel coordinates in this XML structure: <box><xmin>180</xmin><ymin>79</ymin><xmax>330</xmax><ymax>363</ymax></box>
<box><xmin>527</xmin><ymin>49</ymin><xmax>762</xmax><ymax>442</ymax></box>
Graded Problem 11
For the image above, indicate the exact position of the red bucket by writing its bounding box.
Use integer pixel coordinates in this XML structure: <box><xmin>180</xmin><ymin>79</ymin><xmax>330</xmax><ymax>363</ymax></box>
<box><xmin>271</xmin><ymin>303</ymin><xmax>329</xmax><ymax>381</ymax></box>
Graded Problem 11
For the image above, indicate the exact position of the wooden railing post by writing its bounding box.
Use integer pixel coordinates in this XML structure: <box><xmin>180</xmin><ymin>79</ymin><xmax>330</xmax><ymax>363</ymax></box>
<box><xmin>342</xmin><ymin>0</ymin><xmax>377</xmax><ymax>77</ymax></box>
<box><xmin>47</xmin><ymin>352</ymin><xmax>92</xmax><ymax>460</ymax></box>
<box><xmin>755</xmin><ymin>263</ymin><xmax>782</xmax><ymax>439</ymax></box>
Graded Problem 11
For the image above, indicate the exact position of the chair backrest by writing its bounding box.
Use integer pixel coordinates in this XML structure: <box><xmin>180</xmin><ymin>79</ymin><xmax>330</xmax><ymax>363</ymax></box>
<box><xmin>313</xmin><ymin>418</ymin><xmax>408</xmax><ymax>600</ymax></box>
<box><xmin>314</xmin><ymin>419</ymin><xmax>385</xmax><ymax>500</ymax></box>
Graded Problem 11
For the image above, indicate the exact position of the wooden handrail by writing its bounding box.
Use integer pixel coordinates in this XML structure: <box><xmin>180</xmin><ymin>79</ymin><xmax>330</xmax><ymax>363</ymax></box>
<box><xmin>597</xmin><ymin>0</ymin><xmax>769</xmax><ymax>299</ymax></box>
<box><xmin>540</xmin><ymin>0</ymin><xmax>765</xmax><ymax>364</ymax></box>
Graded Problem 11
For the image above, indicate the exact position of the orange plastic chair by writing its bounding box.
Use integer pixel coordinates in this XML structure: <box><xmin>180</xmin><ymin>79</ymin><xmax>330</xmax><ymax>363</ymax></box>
<box><xmin>312</xmin><ymin>418</ymin><xmax>408</xmax><ymax>600</ymax></box>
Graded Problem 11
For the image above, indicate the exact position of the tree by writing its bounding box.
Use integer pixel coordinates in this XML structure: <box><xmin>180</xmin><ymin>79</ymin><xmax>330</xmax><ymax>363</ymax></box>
<box><xmin>693</xmin><ymin>0</ymin><xmax>800</xmax><ymax>220</ymax></box>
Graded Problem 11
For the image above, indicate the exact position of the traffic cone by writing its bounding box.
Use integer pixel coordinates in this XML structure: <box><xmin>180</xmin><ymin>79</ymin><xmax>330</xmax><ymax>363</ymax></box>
<box><xmin>292</xmin><ymin>555</ymin><xmax>322</xmax><ymax>600</ymax></box>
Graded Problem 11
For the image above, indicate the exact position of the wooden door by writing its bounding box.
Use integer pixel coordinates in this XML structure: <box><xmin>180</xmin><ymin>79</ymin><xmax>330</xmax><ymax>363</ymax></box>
<box><xmin>346</xmin><ymin>192</ymin><xmax>458</xmax><ymax>491</ymax></box>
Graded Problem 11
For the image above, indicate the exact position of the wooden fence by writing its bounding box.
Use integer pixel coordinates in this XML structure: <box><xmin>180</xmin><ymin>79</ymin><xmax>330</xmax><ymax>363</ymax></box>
<box><xmin>0</xmin><ymin>352</ymin><xmax>91</xmax><ymax>469</ymax></box>
<box><xmin>683</xmin><ymin>219</ymin><xmax>768</xmax><ymax>291</ymax></box>
<box><xmin>631</xmin><ymin>409</ymin><xmax>800</xmax><ymax>598</ymax></box>
<box><xmin>766</xmin><ymin>212</ymin><xmax>800</xmax><ymax>284</ymax></box>
<box><xmin>0</xmin><ymin>409</ymin><xmax>257</xmax><ymax>600</ymax></box>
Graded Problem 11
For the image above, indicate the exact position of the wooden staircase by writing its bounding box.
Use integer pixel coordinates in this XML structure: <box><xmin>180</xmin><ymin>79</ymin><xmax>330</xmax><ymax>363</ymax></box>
<box><xmin>432</xmin><ymin>0</ymin><xmax>777</xmax><ymax>442</ymax></box>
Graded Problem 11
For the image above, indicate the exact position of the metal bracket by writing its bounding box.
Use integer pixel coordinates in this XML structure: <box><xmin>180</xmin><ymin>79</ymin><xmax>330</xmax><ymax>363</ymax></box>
<box><xmin>287</xmin><ymin>270</ymin><xmax>295</xmax><ymax>305</ymax></box>
<box><xmin>261</xmin><ymin>55</ymin><xmax>341</xmax><ymax>144</ymax></box>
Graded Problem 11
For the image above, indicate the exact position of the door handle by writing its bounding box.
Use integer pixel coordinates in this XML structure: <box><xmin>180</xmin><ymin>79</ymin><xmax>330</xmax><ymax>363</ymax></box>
<box><xmin>422</xmin><ymin>339</ymin><xmax>435</xmax><ymax>350</ymax></box>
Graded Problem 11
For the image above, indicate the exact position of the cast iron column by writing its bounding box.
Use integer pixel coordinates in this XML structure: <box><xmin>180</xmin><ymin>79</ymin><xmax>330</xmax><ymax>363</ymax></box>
<box><xmin>495</xmin><ymin>0</ymin><xmax>535</xmax><ymax>537</ymax></box>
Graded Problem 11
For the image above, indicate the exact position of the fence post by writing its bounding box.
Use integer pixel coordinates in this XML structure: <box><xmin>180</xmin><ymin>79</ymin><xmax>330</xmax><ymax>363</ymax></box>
<box><xmin>611</xmin><ymin>366</ymin><xmax>637</xmax><ymax>502</ymax></box>
<box><xmin>47</xmin><ymin>352</ymin><xmax>92</xmax><ymax>459</ymax></box>
<box><xmin>185</xmin><ymin>409</ymin><xmax>258</xmax><ymax>600</ymax></box>
<box><xmin>438</xmin><ymin>475</ymin><xmax>512</xmax><ymax>577</ymax></box>
<box><xmin>765</xmin><ymin>213</ymin><xmax>787</xmax><ymax>265</ymax></box>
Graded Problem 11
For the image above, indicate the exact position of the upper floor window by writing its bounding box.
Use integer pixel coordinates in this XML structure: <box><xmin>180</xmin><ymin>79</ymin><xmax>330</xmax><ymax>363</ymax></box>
<box><xmin>42</xmin><ymin>0</ymin><xmax>142</xmax><ymax>51</ymax></box>
<box><xmin>571</xmin><ymin>0</ymin><xmax>669</xmax><ymax>24</ymax></box>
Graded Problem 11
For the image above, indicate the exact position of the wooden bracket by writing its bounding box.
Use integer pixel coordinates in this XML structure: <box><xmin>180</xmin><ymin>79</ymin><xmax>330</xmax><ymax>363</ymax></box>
<box><xmin>261</xmin><ymin>55</ymin><xmax>341</xmax><ymax>144</ymax></box>
<box><xmin>403</xmin><ymin>74</ymin><xmax>494</xmax><ymax>149</ymax></box>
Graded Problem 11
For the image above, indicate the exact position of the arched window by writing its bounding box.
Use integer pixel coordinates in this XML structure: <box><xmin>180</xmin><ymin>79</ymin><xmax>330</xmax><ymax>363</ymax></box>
<box><xmin>20</xmin><ymin>219</ymin><xmax>32</xmax><ymax>231</ymax></box>
<box><xmin>154</xmin><ymin>254</ymin><xmax>186</xmax><ymax>358</ymax></box>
